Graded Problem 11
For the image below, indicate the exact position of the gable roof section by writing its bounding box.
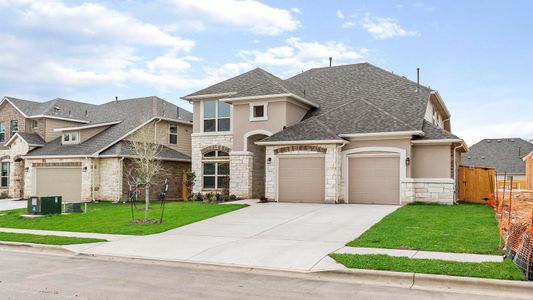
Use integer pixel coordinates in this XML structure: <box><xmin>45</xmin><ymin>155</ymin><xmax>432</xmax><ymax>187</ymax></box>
<box><xmin>414</xmin><ymin>121</ymin><xmax>460</xmax><ymax>140</ymax></box>
<box><xmin>23</xmin><ymin>96</ymin><xmax>193</xmax><ymax>158</ymax></box>
<box><xmin>5</xmin><ymin>132</ymin><xmax>45</xmax><ymax>147</ymax></box>
<box><xmin>460</xmin><ymin>138</ymin><xmax>533</xmax><ymax>174</ymax></box>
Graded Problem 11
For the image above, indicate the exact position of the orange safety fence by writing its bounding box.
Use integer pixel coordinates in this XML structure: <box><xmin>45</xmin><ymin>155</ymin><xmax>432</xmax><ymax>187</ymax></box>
<box><xmin>496</xmin><ymin>189</ymin><xmax>533</xmax><ymax>280</ymax></box>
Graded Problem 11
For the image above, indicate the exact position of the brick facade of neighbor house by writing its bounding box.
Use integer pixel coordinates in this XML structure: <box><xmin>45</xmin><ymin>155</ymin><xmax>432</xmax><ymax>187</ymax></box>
<box><xmin>0</xmin><ymin>101</ymin><xmax>26</xmax><ymax>145</ymax></box>
<box><xmin>122</xmin><ymin>159</ymin><xmax>190</xmax><ymax>201</ymax></box>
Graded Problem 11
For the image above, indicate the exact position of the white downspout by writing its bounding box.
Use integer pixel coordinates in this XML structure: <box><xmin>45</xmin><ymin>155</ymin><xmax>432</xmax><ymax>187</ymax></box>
<box><xmin>452</xmin><ymin>142</ymin><xmax>464</xmax><ymax>204</ymax></box>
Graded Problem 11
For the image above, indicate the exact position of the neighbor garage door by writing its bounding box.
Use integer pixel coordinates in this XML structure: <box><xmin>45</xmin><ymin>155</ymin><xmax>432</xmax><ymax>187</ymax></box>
<box><xmin>348</xmin><ymin>156</ymin><xmax>400</xmax><ymax>204</ymax></box>
<box><xmin>35</xmin><ymin>167</ymin><xmax>82</xmax><ymax>202</ymax></box>
<box><xmin>278</xmin><ymin>156</ymin><xmax>325</xmax><ymax>203</ymax></box>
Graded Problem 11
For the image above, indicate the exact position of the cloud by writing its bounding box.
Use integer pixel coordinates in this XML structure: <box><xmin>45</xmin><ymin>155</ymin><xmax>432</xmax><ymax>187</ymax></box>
<box><xmin>342</xmin><ymin>21</ymin><xmax>356</xmax><ymax>29</ymax></box>
<box><xmin>239</xmin><ymin>37</ymin><xmax>369</xmax><ymax>75</ymax></box>
<box><xmin>19</xmin><ymin>1</ymin><xmax>194</xmax><ymax>50</ymax></box>
<box><xmin>361</xmin><ymin>14</ymin><xmax>417</xmax><ymax>39</ymax></box>
<box><xmin>291</xmin><ymin>7</ymin><xmax>302</xmax><ymax>15</ymax></box>
<box><xmin>336</xmin><ymin>9</ymin><xmax>345</xmax><ymax>19</ymax></box>
<box><xmin>169</xmin><ymin>0</ymin><xmax>300</xmax><ymax>35</ymax></box>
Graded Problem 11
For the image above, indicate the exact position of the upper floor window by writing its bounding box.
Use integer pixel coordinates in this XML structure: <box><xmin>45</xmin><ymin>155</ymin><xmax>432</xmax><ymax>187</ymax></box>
<box><xmin>0</xmin><ymin>122</ymin><xmax>4</xmax><ymax>143</ymax></box>
<box><xmin>10</xmin><ymin>120</ymin><xmax>18</xmax><ymax>137</ymax></box>
<box><xmin>32</xmin><ymin>119</ymin><xmax>39</xmax><ymax>129</ymax></box>
<box><xmin>62</xmin><ymin>132</ymin><xmax>79</xmax><ymax>144</ymax></box>
<box><xmin>203</xmin><ymin>100</ymin><xmax>230</xmax><ymax>132</ymax></box>
<box><xmin>1</xmin><ymin>162</ymin><xmax>9</xmax><ymax>188</ymax></box>
<box><xmin>249</xmin><ymin>103</ymin><xmax>268</xmax><ymax>121</ymax></box>
<box><xmin>169</xmin><ymin>123</ymin><xmax>178</xmax><ymax>144</ymax></box>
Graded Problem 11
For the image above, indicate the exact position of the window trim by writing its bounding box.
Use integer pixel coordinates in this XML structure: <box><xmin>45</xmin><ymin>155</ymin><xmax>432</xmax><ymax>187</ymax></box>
<box><xmin>169</xmin><ymin>123</ymin><xmax>178</xmax><ymax>144</ymax></box>
<box><xmin>62</xmin><ymin>131</ymin><xmax>80</xmax><ymax>144</ymax></box>
<box><xmin>0</xmin><ymin>122</ymin><xmax>5</xmax><ymax>143</ymax></box>
<box><xmin>249</xmin><ymin>102</ymin><xmax>268</xmax><ymax>122</ymax></box>
<box><xmin>201</xmin><ymin>100</ymin><xmax>232</xmax><ymax>133</ymax></box>
<box><xmin>201</xmin><ymin>150</ymin><xmax>229</xmax><ymax>190</ymax></box>
<box><xmin>10</xmin><ymin>120</ymin><xmax>18</xmax><ymax>137</ymax></box>
<box><xmin>32</xmin><ymin>119</ymin><xmax>39</xmax><ymax>129</ymax></box>
<box><xmin>0</xmin><ymin>161</ymin><xmax>9</xmax><ymax>188</ymax></box>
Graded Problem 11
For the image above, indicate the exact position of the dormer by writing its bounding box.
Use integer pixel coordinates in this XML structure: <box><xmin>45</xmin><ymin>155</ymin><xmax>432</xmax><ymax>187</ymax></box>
<box><xmin>54</xmin><ymin>120</ymin><xmax>121</xmax><ymax>145</ymax></box>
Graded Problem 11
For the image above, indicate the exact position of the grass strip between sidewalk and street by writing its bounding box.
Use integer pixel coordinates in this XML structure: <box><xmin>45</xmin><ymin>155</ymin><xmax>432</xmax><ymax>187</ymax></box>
<box><xmin>330</xmin><ymin>253</ymin><xmax>525</xmax><ymax>281</ymax></box>
<box><xmin>0</xmin><ymin>201</ymin><xmax>247</xmax><ymax>235</ymax></box>
<box><xmin>0</xmin><ymin>232</ymin><xmax>107</xmax><ymax>245</ymax></box>
<box><xmin>347</xmin><ymin>202</ymin><xmax>502</xmax><ymax>255</ymax></box>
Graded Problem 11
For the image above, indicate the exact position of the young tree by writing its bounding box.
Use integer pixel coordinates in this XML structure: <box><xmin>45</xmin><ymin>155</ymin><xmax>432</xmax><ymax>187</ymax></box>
<box><xmin>128</xmin><ymin>125</ymin><xmax>165</xmax><ymax>221</ymax></box>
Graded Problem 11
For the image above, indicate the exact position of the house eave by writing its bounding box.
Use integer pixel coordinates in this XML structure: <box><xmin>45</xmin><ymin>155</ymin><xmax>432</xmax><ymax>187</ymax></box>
<box><xmin>339</xmin><ymin>131</ymin><xmax>424</xmax><ymax>140</ymax></box>
<box><xmin>255</xmin><ymin>139</ymin><xmax>346</xmax><ymax>146</ymax></box>
<box><xmin>53</xmin><ymin>120</ymin><xmax>123</xmax><ymax>132</ymax></box>
<box><xmin>220</xmin><ymin>93</ymin><xmax>320</xmax><ymax>108</ymax></box>
<box><xmin>181</xmin><ymin>92</ymin><xmax>237</xmax><ymax>101</ymax></box>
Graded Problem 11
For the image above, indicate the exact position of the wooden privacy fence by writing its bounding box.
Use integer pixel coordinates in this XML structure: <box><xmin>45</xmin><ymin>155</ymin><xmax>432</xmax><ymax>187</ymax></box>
<box><xmin>458</xmin><ymin>165</ymin><xmax>496</xmax><ymax>204</ymax></box>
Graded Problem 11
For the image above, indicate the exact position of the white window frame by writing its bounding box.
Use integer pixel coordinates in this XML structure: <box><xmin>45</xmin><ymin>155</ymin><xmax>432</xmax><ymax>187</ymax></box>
<box><xmin>10</xmin><ymin>120</ymin><xmax>18</xmax><ymax>137</ymax></box>
<box><xmin>32</xmin><ymin>119</ymin><xmax>39</xmax><ymax>129</ymax></box>
<box><xmin>169</xmin><ymin>123</ymin><xmax>178</xmax><ymax>144</ymax></box>
<box><xmin>62</xmin><ymin>131</ymin><xmax>79</xmax><ymax>144</ymax></box>
<box><xmin>202</xmin><ymin>151</ymin><xmax>230</xmax><ymax>190</ymax></box>
<box><xmin>0</xmin><ymin>161</ymin><xmax>9</xmax><ymax>188</ymax></box>
<box><xmin>249</xmin><ymin>102</ymin><xmax>268</xmax><ymax>122</ymax></box>
<box><xmin>201</xmin><ymin>100</ymin><xmax>231</xmax><ymax>133</ymax></box>
<box><xmin>0</xmin><ymin>122</ymin><xmax>5</xmax><ymax>143</ymax></box>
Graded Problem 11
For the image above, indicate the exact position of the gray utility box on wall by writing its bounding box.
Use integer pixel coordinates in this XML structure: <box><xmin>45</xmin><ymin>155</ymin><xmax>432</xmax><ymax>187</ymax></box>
<box><xmin>27</xmin><ymin>196</ymin><xmax>62</xmax><ymax>215</ymax></box>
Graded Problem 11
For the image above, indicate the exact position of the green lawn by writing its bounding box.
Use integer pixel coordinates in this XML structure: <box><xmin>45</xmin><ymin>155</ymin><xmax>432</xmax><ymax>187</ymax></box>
<box><xmin>0</xmin><ymin>201</ymin><xmax>246</xmax><ymax>235</ymax></box>
<box><xmin>348</xmin><ymin>202</ymin><xmax>501</xmax><ymax>255</ymax></box>
<box><xmin>0</xmin><ymin>232</ymin><xmax>106</xmax><ymax>245</ymax></box>
<box><xmin>330</xmin><ymin>254</ymin><xmax>524</xmax><ymax>281</ymax></box>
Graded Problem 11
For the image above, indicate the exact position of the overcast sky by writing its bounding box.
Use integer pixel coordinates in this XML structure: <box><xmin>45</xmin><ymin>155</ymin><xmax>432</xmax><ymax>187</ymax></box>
<box><xmin>1</xmin><ymin>0</ymin><xmax>532</xmax><ymax>145</ymax></box>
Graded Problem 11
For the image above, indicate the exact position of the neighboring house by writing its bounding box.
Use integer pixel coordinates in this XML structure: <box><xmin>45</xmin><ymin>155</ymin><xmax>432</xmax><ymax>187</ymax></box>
<box><xmin>461</xmin><ymin>138</ymin><xmax>533</xmax><ymax>189</ymax></box>
<box><xmin>0</xmin><ymin>96</ymin><xmax>192</xmax><ymax>202</ymax></box>
<box><xmin>182</xmin><ymin>63</ymin><xmax>467</xmax><ymax>204</ymax></box>
<box><xmin>523</xmin><ymin>151</ymin><xmax>533</xmax><ymax>190</ymax></box>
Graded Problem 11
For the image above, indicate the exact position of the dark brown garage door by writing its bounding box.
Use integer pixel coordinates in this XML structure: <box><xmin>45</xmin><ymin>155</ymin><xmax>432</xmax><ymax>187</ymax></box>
<box><xmin>278</xmin><ymin>156</ymin><xmax>325</xmax><ymax>203</ymax></box>
<box><xmin>348</xmin><ymin>156</ymin><xmax>400</xmax><ymax>204</ymax></box>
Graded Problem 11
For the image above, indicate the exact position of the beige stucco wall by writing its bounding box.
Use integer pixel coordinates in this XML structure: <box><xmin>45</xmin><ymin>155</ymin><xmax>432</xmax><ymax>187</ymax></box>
<box><xmin>411</xmin><ymin>144</ymin><xmax>452</xmax><ymax>178</ymax></box>
<box><xmin>342</xmin><ymin>139</ymin><xmax>412</xmax><ymax>177</ymax></box>
<box><xmin>192</xmin><ymin>101</ymin><xmax>201</xmax><ymax>133</ymax></box>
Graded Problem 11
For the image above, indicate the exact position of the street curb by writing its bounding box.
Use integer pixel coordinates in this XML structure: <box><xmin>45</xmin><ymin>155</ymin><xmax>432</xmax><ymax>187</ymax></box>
<box><xmin>0</xmin><ymin>241</ymin><xmax>77</xmax><ymax>256</ymax></box>
<box><xmin>321</xmin><ymin>268</ymin><xmax>533</xmax><ymax>299</ymax></box>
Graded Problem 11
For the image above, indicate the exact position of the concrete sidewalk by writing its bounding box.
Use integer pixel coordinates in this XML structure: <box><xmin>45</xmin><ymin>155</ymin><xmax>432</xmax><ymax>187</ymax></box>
<box><xmin>335</xmin><ymin>246</ymin><xmax>503</xmax><ymax>263</ymax></box>
<box><xmin>0</xmin><ymin>227</ymin><xmax>131</xmax><ymax>242</ymax></box>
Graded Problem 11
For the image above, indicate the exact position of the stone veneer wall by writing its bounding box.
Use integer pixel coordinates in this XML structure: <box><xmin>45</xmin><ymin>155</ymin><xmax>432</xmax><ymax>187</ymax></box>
<box><xmin>229</xmin><ymin>152</ymin><xmax>253</xmax><ymax>198</ymax></box>
<box><xmin>97</xmin><ymin>157</ymin><xmax>123</xmax><ymax>201</ymax></box>
<box><xmin>0</xmin><ymin>138</ymin><xmax>30</xmax><ymax>198</ymax></box>
<box><xmin>191</xmin><ymin>134</ymin><xmax>233</xmax><ymax>194</ymax></box>
<box><xmin>265</xmin><ymin>144</ymin><xmax>340</xmax><ymax>203</ymax></box>
<box><xmin>402</xmin><ymin>179</ymin><xmax>455</xmax><ymax>204</ymax></box>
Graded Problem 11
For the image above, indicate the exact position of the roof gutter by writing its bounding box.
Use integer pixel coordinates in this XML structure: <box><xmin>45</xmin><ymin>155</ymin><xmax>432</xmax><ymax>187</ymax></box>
<box><xmin>220</xmin><ymin>93</ymin><xmax>320</xmax><ymax>108</ymax></box>
<box><xmin>256</xmin><ymin>139</ymin><xmax>346</xmax><ymax>146</ymax></box>
<box><xmin>181</xmin><ymin>92</ymin><xmax>237</xmax><ymax>101</ymax></box>
<box><xmin>53</xmin><ymin>120</ymin><xmax>123</xmax><ymax>132</ymax></box>
<box><xmin>339</xmin><ymin>131</ymin><xmax>424</xmax><ymax>139</ymax></box>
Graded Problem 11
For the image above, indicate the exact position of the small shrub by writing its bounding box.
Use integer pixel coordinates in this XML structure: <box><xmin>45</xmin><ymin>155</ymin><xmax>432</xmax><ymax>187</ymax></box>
<box><xmin>0</xmin><ymin>191</ymin><xmax>9</xmax><ymax>199</ymax></box>
<box><xmin>229</xmin><ymin>194</ymin><xmax>238</xmax><ymax>201</ymax></box>
<box><xmin>194</xmin><ymin>193</ymin><xmax>204</xmax><ymax>202</ymax></box>
<box><xmin>184</xmin><ymin>171</ymin><xmax>196</xmax><ymax>201</ymax></box>
<box><xmin>259</xmin><ymin>196</ymin><xmax>268</xmax><ymax>203</ymax></box>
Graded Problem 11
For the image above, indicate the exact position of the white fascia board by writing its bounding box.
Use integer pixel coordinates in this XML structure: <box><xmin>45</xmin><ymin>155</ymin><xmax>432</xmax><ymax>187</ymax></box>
<box><xmin>221</xmin><ymin>93</ymin><xmax>320</xmax><ymax>108</ymax></box>
<box><xmin>53</xmin><ymin>120</ymin><xmax>123</xmax><ymax>132</ymax></box>
<box><xmin>1</xmin><ymin>97</ymin><xmax>30</xmax><ymax>118</ymax></box>
<box><xmin>21</xmin><ymin>155</ymin><xmax>89</xmax><ymax>159</ymax></box>
<box><xmin>155</xmin><ymin>116</ymin><xmax>193</xmax><ymax>126</ymax></box>
<box><xmin>181</xmin><ymin>92</ymin><xmax>237</xmax><ymax>101</ymax></box>
<box><xmin>339</xmin><ymin>131</ymin><xmax>424</xmax><ymax>139</ymax></box>
<box><xmin>430</xmin><ymin>91</ymin><xmax>451</xmax><ymax>117</ymax></box>
<box><xmin>4</xmin><ymin>133</ymin><xmax>21</xmax><ymax>146</ymax></box>
<box><xmin>255</xmin><ymin>139</ymin><xmax>346</xmax><ymax>146</ymax></box>
<box><xmin>30</xmin><ymin>115</ymin><xmax>90</xmax><ymax>124</ymax></box>
<box><xmin>411</xmin><ymin>139</ymin><xmax>463</xmax><ymax>145</ymax></box>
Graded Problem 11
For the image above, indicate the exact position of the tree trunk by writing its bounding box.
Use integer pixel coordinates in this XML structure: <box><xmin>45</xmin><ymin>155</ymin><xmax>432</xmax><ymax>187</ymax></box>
<box><xmin>145</xmin><ymin>185</ymin><xmax>150</xmax><ymax>220</ymax></box>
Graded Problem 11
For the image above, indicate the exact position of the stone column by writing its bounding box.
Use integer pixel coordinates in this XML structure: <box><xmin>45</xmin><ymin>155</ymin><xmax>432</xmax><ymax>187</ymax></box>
<box><xmin>265</xmin><ymin>147</ymin><xmax>276</xmax><ymax>200</ymax></box>
<box><xmin>324</xmin><ymin>145</ymin><xmax>339</xmax><ymax>203</ymax></box>
<box><xmin>229</xmin><ymin>152</ymin><xmax>253</xmax><ymax>198</ymax></box>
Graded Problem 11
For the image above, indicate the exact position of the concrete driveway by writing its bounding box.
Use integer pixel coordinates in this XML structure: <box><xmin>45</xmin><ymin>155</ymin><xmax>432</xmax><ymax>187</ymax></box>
<box><xmin>0</xmin><ymin>199</ymin><xmax>26</xmax><ymax>211</ymax></box>
<box><xmin>73</xmin><ymin>200</ymin><xmax>398</xmax><ymax>271</ymax></box>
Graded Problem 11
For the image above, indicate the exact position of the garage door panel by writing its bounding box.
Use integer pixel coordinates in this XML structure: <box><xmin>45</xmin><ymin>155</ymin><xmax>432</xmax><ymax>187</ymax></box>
<box><xmin>278</xmin><ymin>156</ymin><xmax>325</xmax><ymax>203</ymax></box>
<box><xmin>348</xmin><ymin>156</ymin><xmax>399</xmax><ymax>204</ymax></box>
<box><xmin>36</xmin><ymin>168</ymin><xmax>82</xmax><ymax>202</ymax></box>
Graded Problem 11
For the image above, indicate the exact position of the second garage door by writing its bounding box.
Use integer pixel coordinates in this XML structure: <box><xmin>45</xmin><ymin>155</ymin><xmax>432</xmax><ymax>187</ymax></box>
<box><xmin>348</xmin><ymin>156</ymin><xmax>400</xmax><ymax>204</ymax></box>
<box><xmin>278</xmin><ymin>156</ymin><xmax>325</xmax><ymax>203</ymax></box>
<box><xmin>35</xmin><ymin>167</ymin><xmax>82</xmax><ymax>202</ymax></box>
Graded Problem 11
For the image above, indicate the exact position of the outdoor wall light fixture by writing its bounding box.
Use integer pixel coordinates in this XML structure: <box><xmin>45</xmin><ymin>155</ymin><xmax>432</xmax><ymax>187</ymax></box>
<box><xmin>82</xmin><ymin>166</ymin><xmax>88</xmax><ymax>172</ymax></box>
<box><xmin>405</xmin><ymin>157</ymin><xmax>411</xmax><ymax>166</ymax></box>
<box><xmin>267</xmin><ymin>157</ymin><xmax>272</xmax><ymax>165</ymax></box>
<box><xmin>24</xmin><ymin>167</ymin><xmax>29</xmax><ymax>172</ymax></box>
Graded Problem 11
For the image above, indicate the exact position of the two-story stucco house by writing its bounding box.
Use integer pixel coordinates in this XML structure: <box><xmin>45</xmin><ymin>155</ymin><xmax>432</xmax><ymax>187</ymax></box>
<box><xmin>0</xmin><ymin>96</ymin><xmax>192</xmax><ymax>202</ymax></box>
<box><xmin>183</xmin><ymin>63</ymin><xmax>467</xmax><ymax>204</ymax></box>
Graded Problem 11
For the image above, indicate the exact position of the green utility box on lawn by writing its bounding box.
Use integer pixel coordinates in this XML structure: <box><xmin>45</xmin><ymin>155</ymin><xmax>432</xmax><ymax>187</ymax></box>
<box><xmin>27</xmin><ymin>196</ymin><xmax>62</xmax><ymax>215</ymax></box>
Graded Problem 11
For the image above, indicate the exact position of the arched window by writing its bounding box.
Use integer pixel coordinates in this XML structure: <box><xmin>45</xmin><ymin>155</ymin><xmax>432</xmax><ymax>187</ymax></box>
<box><xmin>202</xmin><ymin>150</ymin><xmax>229</xmax><ymax>190</ymax></box>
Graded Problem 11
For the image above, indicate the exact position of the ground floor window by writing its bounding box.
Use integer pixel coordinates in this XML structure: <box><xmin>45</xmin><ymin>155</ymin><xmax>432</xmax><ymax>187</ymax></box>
<box><xmin>1</xmin><ymin>162</ymin><xmax>9</xmax><ymax>188</ymax></box>
<box><xmin>203</xmin><ymin>162</ymin><xmax>229</xmax><ymax>189</ymax></box>
<box><xmin>202</xmin><ymin>150</ymin><xmax>229</xmax><ymax>189</ymax></box>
